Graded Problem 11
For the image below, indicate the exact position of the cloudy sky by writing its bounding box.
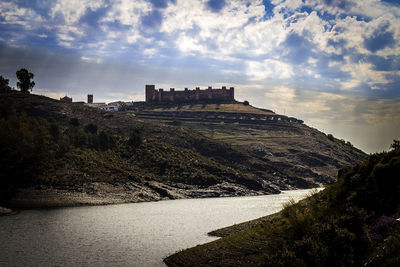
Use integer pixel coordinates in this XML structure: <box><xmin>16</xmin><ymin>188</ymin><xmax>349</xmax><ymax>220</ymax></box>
<box><xmin>0</xmin><ymin>0</ymin><xmax>399</xmax><ymax>153</ymax></box>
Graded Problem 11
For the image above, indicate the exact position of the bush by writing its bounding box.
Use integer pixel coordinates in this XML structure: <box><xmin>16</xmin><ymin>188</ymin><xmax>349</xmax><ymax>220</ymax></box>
<box><xmin>69</xmin><ymin>118</ymin><xmax>79</xmax><ymax>127</ymax></box>
<box><xmin>84</xmin><ymin>123</ymin><xmax>98</xmax><ymax>134</ymax></box>
<box><xmin>127</xmin><ymin>129</ymin><xmax>142</xmax><ymax>148</ymax></box>
<box><xmin>0</xmin><ymin>110</ymin><xmax>54</xmax><ymax>190</ymax></box>
<box><xmin>243</xmin><ymin>100</ymin><xmax>249</xmax><ymax>106</ymax></box>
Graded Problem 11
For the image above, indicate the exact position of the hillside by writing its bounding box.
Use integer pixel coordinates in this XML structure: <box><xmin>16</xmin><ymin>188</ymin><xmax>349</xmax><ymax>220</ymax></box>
<box><xmin>164</xmin><ymin>146</ymin><xmax>400</xmax><ymax>266</ymax></box>
<box><xmin>0</xmin><ymin>92</ymin><xmax>365</xmax><ymax>207</ymax></box>
<box><xmin>131</xmin><ymin>101</ymin><xmax>365</xmax><ymax>184</ymax></box>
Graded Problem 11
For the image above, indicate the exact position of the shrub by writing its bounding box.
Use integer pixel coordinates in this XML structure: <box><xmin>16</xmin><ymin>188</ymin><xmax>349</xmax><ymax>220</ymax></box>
<box><xmin>0</xmin><ymin>110</ymin><xmax>54</xmax><ymax>190</ymax></box>
<box><xmin>127</xmin><ymin>129</ymin><xmax>142</xmax><ymax>148</ymax></box>
<box><xmin>69</xmin><ymin>118</ymin><xmax>79</xmax><ymax>127</ymax></box>
<box><xmin>84</xmin><ymin>123</ymin><xmax>98</xmax><ymax>134</ymax></box>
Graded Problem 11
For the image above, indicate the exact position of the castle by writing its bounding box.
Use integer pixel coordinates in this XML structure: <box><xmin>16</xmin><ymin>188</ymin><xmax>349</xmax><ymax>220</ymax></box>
<box><xmin>145</xmin><ymin>85</ymin><xmax>235</xmax><ymax>103</ymax></box>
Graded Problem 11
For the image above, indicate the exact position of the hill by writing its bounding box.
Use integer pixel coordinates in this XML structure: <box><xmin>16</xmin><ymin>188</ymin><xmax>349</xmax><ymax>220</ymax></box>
<box><xmin>0</xmin><ymin>92</ymin><xmax>365</xmax><ymax>207</ymax></box>
<box><xmin>130</xmin><ymin>101</ymin><xmax>365</xmax><ymax>184</ymax></box>
<box><xmin>164</xmin><ymin>146</ymin><xmax>400</xmax><ymax>266</ymax></box>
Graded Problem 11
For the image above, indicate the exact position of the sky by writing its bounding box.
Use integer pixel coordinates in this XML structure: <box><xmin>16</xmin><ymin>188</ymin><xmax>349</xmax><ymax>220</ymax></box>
<box><xmin>0</xmin><ymin>0</ymin><xmax>399</xmax><ymax>153</ymax></box>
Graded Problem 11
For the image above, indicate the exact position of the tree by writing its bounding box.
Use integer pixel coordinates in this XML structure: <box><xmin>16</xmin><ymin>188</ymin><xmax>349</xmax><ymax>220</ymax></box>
<box><xmin>390</xmin><ymin>139</ymin><xmax>400</xmax><ymax>151</ymax></box>
<box><xmin>16</xmin><ymin>68</ymin><xmax>35</xmax><ymax>92</ymax></box>
<box><xmin>0</xmin><ymin>75</ymin><xmax>11</xmax><ymax>92</ymax></box>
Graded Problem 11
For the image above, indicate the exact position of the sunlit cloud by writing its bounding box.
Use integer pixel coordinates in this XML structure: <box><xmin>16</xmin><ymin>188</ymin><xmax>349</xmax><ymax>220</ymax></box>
<box><xmin>0</xmin><ymin>0</ymin><xmax>399</xmax><ymax>153</ymax></box>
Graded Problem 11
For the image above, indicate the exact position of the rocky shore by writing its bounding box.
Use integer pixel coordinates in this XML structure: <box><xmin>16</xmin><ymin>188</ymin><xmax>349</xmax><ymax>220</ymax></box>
<box><xmin>0</xmin><ymin>206</ymin><xmax>13</xmax><ymax>215</ymax></box>
<box><xmin>5</xmin><ymin>181</ymin><xmax>280</xmax><ymax>209</ymax></box>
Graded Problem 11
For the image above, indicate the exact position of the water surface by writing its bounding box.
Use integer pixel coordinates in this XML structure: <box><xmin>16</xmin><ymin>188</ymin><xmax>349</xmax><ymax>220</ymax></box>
<box><xmin>0</xmin><ymin>189</ymin><xmax>315</xmax><ymax>266</ymax></box>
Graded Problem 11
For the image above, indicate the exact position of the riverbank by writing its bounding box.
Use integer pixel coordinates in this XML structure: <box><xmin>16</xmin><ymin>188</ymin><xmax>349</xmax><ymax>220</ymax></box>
<box><xmin>5</xmin><ymin>181</ymin><xmax>278</xmax><ymax>209</ymax></box>
<box><xmin>0</xmin><ymin>207</ymin><xmax>13</xmax><ymax>215</ymax></box>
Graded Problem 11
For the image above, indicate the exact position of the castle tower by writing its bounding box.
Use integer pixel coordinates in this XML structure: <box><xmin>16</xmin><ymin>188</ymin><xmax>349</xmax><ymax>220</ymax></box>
<box><xmin>207</xmin><ymin>86</ymin><xmax>213</xmax><ymax>99</ymax></box>
<box><xmin>158</xmin><ymin>89</ymin><xmax>163</xmax><ymax>102</ymax></box>
<box><xmin>229</xmin><ymin>87</ymin><xmax>235</xmax><ymax>100</ymax></box>
<box><xmin>169</xmin><ymin>88</ymin><xmax>175</xmax><ymax>101</ymax></box>
<box><xmin>145</xmin><ymin>85</ymin><xmax>155</xmax><ymax>102</ymax></box>
<box><xmin>87</xmin><ymin>94</ymin><xmax>93</xmax><ymax>104</ymax></box>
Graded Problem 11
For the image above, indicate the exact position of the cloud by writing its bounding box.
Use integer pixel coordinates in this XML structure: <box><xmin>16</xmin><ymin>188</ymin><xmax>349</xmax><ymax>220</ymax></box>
<box><xmin>0</xmin><ymin>1</ymin><xmax>44</xmax><ymax>28</ymax></box>
<box><xmin>312</xmin><ymin>0</ymin><xmax>355</xmax><ymax>14</ymax></box>
<box><xmin>50</xmin><ymin>0</ymin><xmax>105</xmax><ymax>24</ymax></box>
<box><xmin>81</xmin><ymin>56</ymin><xmax>102</xmax><ymax>64</ymax></box>
<box><xmin>1</xmin><ymin>0</ymin><xmax>400</xmax><ymax>153</ymax></box>
<box><xmin>246</xmin><ymin>59</ymin><xmax>294</xmax><ymax>80</ymax></box>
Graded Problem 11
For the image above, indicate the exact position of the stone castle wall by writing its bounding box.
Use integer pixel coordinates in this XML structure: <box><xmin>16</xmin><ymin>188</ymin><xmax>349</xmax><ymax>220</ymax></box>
<box><xmin>145</xmin><ymin>85</ymin><xmax>234</xmax><ymax>103</ymax></box>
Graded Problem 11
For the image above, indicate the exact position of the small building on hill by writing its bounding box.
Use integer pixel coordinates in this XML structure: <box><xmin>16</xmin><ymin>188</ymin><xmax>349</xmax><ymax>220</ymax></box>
<box><xmin>145</xmin><ymin>85</ymin><xmax>235</xmax><ymax>103</ymax></box>
<box><xmin>60</xmin><ymin>96</ymin><xmax>72</xmax><ymax>103</ymax></box>
<box><xmin>84</xmin><ymin>94</ymin><xmax>119</xmax><ymax>111</ymax></box>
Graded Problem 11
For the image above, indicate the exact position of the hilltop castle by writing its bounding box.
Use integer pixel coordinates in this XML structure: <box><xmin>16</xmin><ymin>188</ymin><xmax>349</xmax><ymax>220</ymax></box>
<box><xmin>145</xmin><ymin>85</ymin><xmax>235</xmax><ymax>103</ymax></box>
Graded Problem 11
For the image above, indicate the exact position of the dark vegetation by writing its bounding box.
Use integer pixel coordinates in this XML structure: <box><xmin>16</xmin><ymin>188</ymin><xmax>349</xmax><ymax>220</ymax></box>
<box><xmin>0</xmin><ymin>91</ymin><xmax>283</xmax><ymax>203</ymax></box>
<box><xmin>0</xmin><ymin>75</ymin><xmax>12</xmax><ymax>92</ymax></box>
<box><xmin>0</xmin><ymin>107</ymin><xmax>140</xmax><ymax>200</ymax></box>
<box><xmin>0</xmin><ymin>80</ymin><xmax>366</xmax><ymax>205</ymax></box>
<box><xmin>16</xmin><ymin>68</ymin><xmax>35</xmax><ymax>93</ymax></box>
<box><xmin>165</xmin><ymin>143</ymin><xmax>400</xmax><ymax>266</ymax></box>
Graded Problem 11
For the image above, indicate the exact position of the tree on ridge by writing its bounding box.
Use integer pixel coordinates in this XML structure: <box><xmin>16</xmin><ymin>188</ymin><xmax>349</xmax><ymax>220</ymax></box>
<box><xmin>16</xmin><ymin>68</ymin><xmax>35</xmax><ymax>93</ymax></box>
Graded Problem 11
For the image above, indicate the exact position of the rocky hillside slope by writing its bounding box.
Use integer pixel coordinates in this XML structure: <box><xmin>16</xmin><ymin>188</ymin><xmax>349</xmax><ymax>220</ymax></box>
<box><xmin>131</xmin><ymin>101</ymin><xmax>366</xmax><ymax>185</ymax></box>
<box><xmin>0</xmin><ymin>92</ymin><xmax>365</xmax><ymax>207</ymax></box>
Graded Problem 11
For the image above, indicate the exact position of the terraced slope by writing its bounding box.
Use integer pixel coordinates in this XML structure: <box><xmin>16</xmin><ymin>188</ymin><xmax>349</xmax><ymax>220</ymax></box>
<box><xmin>131</xmin><ymin>101</ymin><xmax>366</xmax><ymax>187</ymax></box>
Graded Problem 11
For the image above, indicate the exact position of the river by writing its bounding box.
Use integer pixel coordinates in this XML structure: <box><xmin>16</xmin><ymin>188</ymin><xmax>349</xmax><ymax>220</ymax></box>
<box><xmin>0</xmin><ymin>189</ymin><xmax>315</xmax><ymax>266</ymax></box>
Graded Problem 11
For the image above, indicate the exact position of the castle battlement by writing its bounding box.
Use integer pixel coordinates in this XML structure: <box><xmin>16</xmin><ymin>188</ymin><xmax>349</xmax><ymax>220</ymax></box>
<box><xmin>145</xmin><ymin>85</ymin><xmax>234</xmax><ymax>103</ymax></box>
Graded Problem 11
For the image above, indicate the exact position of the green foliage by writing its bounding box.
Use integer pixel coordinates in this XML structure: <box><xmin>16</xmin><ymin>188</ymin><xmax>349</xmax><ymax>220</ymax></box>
<box><xmin>16</xmin><ymin>68</ymin><xmax>35</xmax><ymax>92</ymax></box>
<box><xmin>65</xmin><ymin>124</ymin><xmax>115</xmax><ymax>151</ymax></box>
<box><xmin>266</xmin><ymin>149</ymin><xmax>400</xmax><ymax>265</ymax></box>
<box><xmin>0</xmin><ymin>110</ymin><xmax>54</xmax><ymax>195</ymax></box>
<box><xmin>98</xmin><ymin>130</ymin><xmax>115</xmax><ymax>150</ymax></box>
<box><xmin>0</xmin><ymin>108</ymin><xmax>142</xmax><ymax>200</ymax></box>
